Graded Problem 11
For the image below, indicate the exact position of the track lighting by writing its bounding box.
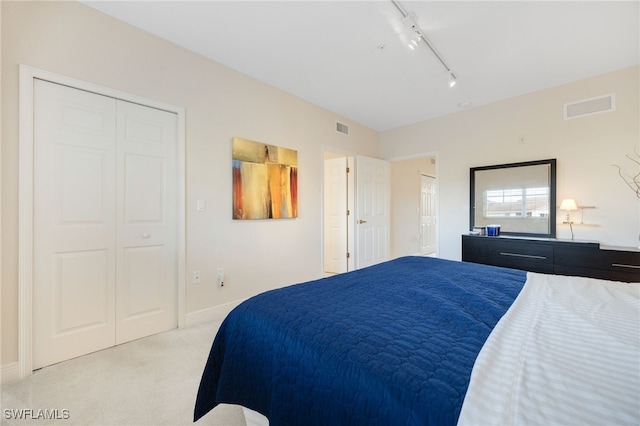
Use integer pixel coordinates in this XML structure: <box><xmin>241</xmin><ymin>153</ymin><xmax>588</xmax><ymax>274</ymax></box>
<box><xmin>448</xmin><ymin>72</ymin><xmax>456</xmax><ymax>88</ymax></box>
<box><xmin>391</xmin><ymin>0</ymin><xmax>457</xmax><ymax>88</ymax></box>
<box><xmin>408</xmin><ymin>31</ymin><xmax>421</xmax><ymax>50</ymax></box>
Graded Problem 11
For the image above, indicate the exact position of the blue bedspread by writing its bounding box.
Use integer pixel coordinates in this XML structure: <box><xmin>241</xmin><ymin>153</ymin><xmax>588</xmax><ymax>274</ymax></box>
<box><xmin>194</xmin><ymin>256</ymin><xmax>527</xmax><ymax>425</ymax></box>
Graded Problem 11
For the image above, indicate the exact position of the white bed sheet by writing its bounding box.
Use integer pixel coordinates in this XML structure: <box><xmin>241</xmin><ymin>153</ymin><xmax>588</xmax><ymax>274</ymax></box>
<box><xmin>242</xmin><ymin>407</ymin><xmax>269</xmax><ymax>426</ymax></box>
<box><xmin>458</xmin><ymin>272</ymin><xmax>640</xmax><ymax>425</ymax></box>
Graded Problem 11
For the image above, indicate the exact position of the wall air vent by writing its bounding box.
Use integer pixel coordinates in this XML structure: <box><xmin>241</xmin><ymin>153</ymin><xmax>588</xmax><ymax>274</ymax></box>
<box><xmin>336</xmin><ymin>121</ymin><xmax>349</xmax><ymax>135</ymax></box>
<box><xmin>564</xmin><ymin>93</ymin><xmax>615</xmax><ymax>120</ymax></box>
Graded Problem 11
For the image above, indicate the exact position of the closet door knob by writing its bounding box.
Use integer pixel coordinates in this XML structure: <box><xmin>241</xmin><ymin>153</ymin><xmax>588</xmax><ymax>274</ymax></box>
<box><xmin>142</xmin><ymin>233</ymin><xmax>151</xmax><ymax>239</ymax></box>
<box><xmin>358</xmin><ymin>220</ymin><xmax>367</xmax><ymax>224</ymax></box>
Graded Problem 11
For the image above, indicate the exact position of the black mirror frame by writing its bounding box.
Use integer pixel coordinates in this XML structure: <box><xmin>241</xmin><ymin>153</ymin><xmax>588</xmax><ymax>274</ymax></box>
<box><xmin>470</xmin><ymin>159</ymin><xmax>557</xmax><ymax>238</ymax></box>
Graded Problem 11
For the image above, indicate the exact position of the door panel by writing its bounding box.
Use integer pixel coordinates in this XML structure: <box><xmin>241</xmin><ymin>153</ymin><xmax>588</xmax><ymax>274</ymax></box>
<box><xmin>33</xmin><ymin>79</ymin><xmax>117</xmax><ymax>369</ymax></box>
<box><xmin>124</xmin><ymin>155</ymin><xmax>165</xmax><ymax>222</ymax></box>
<box><xmin>122</xmin><ymin>246</ymin><xmax>164</xmax><ymax>317</ymax></box>
<box><xmin>59</xmin><ymin>148</ymin><xmax>108</xmax><ymax>223</ymax></box>
<box><xmin>54</xmin><ymin>250</ymin><xmax>110</xmax><ymax>333</ymax></box>
<box><xmin>115</xmin><ymin>100</ymin><xmax>177</xmax><ymax>344</ymax></box>
<box><xmin>356</xmin><ymin>156</ymin><xmax>390</xmax><ymax>269</ymax></box>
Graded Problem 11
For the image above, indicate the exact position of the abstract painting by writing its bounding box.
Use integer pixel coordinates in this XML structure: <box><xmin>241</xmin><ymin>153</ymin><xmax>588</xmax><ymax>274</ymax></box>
<box><xmin>232</xmin><ymin>137</ymin><xmax>298</xmax><ymax>220</ymax></box>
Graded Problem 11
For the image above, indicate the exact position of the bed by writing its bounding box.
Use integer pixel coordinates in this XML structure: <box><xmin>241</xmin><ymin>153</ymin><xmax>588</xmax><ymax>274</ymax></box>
<box><xmin>193</xmin><ymin>256</ymin><xmax>639</xmax><ymax>425</ymax></box>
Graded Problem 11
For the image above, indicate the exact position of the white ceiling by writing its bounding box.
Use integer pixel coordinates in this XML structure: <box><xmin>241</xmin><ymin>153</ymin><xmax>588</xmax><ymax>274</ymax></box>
<box><xmin>82</xmin><ymin>1</ymin><xmax>639</xmax><ymax>132</ymax></box>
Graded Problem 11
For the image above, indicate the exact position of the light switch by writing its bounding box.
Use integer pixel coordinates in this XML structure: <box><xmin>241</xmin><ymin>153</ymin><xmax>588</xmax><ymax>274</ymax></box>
<box><xmin>196</xmin><ymin>199</ymin><xmax>206</xmax><ymax>212</ymax></box>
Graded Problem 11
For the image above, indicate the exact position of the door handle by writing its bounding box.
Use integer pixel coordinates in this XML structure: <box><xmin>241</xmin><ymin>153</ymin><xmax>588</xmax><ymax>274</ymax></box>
<box><xmin>142</xmin><ymin>233</ymin><xmax>151</xmax><ymax>239</ymax></box>
<box><xmin>358</xmin><ymin>220</ymin><xmax>367</xmax><ymax>224</ymax></box>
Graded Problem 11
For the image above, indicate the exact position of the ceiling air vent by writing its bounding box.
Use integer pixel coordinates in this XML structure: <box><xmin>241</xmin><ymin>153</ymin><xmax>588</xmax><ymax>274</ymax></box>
<box><xmin>564</xmin><ymin>93</ymin><xmax>615</xmax><ymax>120</ymax></box>
<box><xmin>336</xmin><ymin>121</ymin><xmax>349</xmax><ymax>135</ymax></box>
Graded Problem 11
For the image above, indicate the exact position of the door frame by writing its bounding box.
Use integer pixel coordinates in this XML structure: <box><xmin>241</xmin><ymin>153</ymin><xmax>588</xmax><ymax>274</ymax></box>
<box><xmin>18</xmin><ymin>65</ymin><xmax>186</xmax><ymax>378</ymax></box>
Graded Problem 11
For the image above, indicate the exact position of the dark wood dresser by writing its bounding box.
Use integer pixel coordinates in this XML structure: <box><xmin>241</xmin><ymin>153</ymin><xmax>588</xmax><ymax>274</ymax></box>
<box><xmin>462</xmin><ymin>235</ymin><xmax>640</xmax><ymax>282</ymax></box>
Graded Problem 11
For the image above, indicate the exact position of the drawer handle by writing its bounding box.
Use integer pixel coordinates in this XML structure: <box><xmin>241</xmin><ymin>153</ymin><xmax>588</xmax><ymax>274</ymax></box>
<box><xmin>500</xmin><ymin>252</ymin><xmax>547</xmax><ymax>260</ymax></box>
<box><xmin>612</xmin><ymin>263</ymin><xmax>640</xmax><ymax>270</ymax></box>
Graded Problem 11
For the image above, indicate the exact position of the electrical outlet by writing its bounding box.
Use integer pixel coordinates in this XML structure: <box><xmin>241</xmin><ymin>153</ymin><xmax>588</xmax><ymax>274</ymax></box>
<box><xmin>192</xmin><ymin>271</ymin><xmax>201</xmax><ymax>284</ymax></box>
<box><xmin>217</xmin><ymin>268</ymin><xmax>224</xmax><ymax>287</ymax></box>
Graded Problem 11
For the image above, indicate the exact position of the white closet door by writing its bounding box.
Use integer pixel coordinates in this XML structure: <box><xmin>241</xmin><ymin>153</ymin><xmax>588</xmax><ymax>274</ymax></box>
<box><xmin>33</xmin><ymin>80</ymin><xmax>178</xmax><ymax>368</ymax></box>
<box><xmin>33</xmin><ymin>80</ymin><xmax>118</xmax><ymax>369</ymax></box>
<box><xmin>115</xmin><ymin>101</ymin><xmax>177</xmax><ymax>344</ymax></box>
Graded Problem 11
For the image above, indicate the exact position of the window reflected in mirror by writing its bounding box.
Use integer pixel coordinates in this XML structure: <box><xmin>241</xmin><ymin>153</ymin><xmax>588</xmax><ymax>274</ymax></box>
<box><xmin>484</xmin><ymin>187</ymin><xmax>549</xmax><ymax>218</ymax></box>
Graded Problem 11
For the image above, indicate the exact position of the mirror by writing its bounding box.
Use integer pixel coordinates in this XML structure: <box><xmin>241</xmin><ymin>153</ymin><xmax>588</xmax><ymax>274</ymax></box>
<box><xmin>470</xmin><ymin>159</ymin><xmax>556</xmax><ymax>238</ymax></box>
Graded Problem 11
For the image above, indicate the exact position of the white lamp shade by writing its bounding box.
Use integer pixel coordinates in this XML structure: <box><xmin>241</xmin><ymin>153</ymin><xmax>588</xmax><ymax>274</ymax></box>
<box><xmin>559</xmin><ymin>199</ymin><xmax>578</xmax><ymax>211</ymax></box>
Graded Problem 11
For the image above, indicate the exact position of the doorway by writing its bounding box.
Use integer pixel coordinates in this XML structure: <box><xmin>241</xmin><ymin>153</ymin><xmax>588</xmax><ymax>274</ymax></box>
<box><xmin>323</xmin><ymin>150</ymin><xmax>391</xmax><ymax>274</ymax></box>
<box><xmin>390</xmin><ymin>155</ymin><xmax>438</xmax><ymax>257</ymax></box>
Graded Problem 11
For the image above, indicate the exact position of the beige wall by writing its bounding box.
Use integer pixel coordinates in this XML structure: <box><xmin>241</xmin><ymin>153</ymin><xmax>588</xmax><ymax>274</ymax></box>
<box><xmin>0</xmin><ymin>1</ymin><xmax>380</xmax><ymax>365</ymax></box>
<box><xmin>382</xmin><ymin>66</ymin><xmax>640</xmax><ymax>260</ymax></box>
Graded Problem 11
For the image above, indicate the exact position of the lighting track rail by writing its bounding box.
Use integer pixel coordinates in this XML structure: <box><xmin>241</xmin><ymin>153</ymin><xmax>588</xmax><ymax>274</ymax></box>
<box><xmin>390</xmin><ymin>0</ymin><xmax>457</xmax><ymax>86</ymax></box>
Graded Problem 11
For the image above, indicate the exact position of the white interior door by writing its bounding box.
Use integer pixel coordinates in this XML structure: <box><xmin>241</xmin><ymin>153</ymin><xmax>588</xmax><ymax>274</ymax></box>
<box><xmin>115</xmin><ymin>100</ymin><xmax>177</xmax><ymax>344</ymax></box>
<box><xmin>420</xmin><ymin>174</ymin><xmax>437</xmax><ymax>255</ymax></box>
<box><xmin>324</xmin><ymin>157</ymin><xmax>348</xmax><ymax>274</ymax></box>
<box><xmin>33</xmin><ymin>80</ymin><xmax>177</xmax><ymax>369</ymax></box>
<box><xmin>355</xmin><ymin>156</ymin><xmax>390</xmax><ymax>269</ymax></box>
<box><xmin>33</xmin><ymin>80</ymin><xmax>118</xmax><ymax>369</ymax></box>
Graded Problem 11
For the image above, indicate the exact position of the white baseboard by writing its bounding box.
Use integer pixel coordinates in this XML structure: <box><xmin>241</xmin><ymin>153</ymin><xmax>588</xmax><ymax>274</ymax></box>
<box><xmin>1</xmin><ymin>362</ymin><xmax>20</xmax><ymax>384</ymax></box>
<box><xmin>184</xmin><ymin>299</ymin><xmax>245</xmax><ymax>328</ymax></box>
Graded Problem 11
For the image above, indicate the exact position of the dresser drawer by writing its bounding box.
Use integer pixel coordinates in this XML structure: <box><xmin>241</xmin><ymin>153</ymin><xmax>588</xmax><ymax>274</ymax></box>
<box><xmin>463</xmin><ymin>236</ymin><xmax>554</xmax><ymax>273</ymax></box>
<box><xmin>605</xmin><ymin>250</ymin><xmax>640</xmax><ymax>268</ymax></box>
<box><xmin>554</xmin><ymin>264</ymin><xmax>639</xmax><ymax>281</ymax></box>
<box><xmin>554</xmin><ymin>244</ymin><xmax>607</xmax><ymax>269</ymax></box>
<box><xmin>604</xmin><ymin>250</ymin><xmax>640</xmax><ymax>281</ymax></box>
<box><xmin>555</xmin><ymin>245</ymin><xmax>640</xmax><ymax>281</ymax></box>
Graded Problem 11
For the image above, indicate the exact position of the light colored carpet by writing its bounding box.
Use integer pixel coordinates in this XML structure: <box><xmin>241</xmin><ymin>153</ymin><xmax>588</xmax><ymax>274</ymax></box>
<box><xmin>0</xmin><ymin>321</ymin><xmax>246</xmax><ymax>425</ymax></box>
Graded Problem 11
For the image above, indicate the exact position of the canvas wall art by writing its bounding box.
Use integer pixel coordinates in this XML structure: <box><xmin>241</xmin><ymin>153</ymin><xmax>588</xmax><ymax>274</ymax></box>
<box><xmin>232</xmin><ymin>137</ymin><xmax>298</xmax><ymax>220</ymax></box>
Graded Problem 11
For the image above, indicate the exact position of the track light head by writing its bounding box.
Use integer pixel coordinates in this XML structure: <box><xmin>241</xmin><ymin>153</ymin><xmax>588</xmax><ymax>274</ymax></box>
<box><xmin>448</xmin><ymin>72</ymin><xmax>456</xmax><ymax>88</ymax></box>
<box><xmin>408</xmin><ymin>30</ymin><xmax>421</xmax><ymax>50</ymax></box>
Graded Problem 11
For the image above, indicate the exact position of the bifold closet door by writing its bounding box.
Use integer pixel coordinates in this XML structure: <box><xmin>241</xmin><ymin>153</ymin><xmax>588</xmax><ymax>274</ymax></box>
<box><xmin>33</xmin><ymin>80</ymin><xmax>177</xmax><ymax>369</ymax></box>
<box><xmin>114</xmin><ymin>100</ymin><xmax>177</xmax><ymax>345</ymax></box>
